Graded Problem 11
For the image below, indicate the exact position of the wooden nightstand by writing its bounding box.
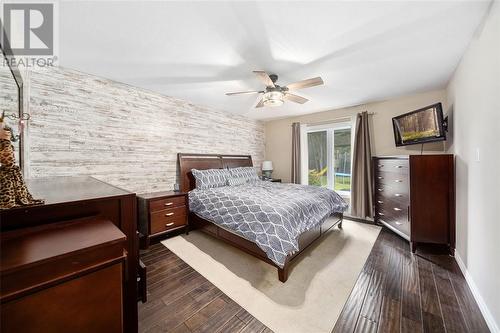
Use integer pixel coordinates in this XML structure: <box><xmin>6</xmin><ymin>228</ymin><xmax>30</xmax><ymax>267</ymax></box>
<box><xmin>137</xmin><ymin>191</ymin><xmax>189</xmax><ymax>249</ymax></box>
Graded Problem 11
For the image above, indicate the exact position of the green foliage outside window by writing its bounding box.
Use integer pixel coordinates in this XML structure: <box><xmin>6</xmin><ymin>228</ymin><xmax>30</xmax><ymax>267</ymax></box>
<box><xmin>308</xmin><ymin>168</ymin><xmax>351</xmax><ymax>191</ymax></box>
<box><xmin>308</xmin><ymin>167</ymin><xmax>328</xmax><ymax>186</ymax></box>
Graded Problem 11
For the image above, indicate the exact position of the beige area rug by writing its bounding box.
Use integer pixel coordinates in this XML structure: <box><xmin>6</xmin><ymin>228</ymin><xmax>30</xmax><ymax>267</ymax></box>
<box><xmin>161</xmin><ymin>219</ymin><xmax>381</xmax><ymax>333</ymax></box>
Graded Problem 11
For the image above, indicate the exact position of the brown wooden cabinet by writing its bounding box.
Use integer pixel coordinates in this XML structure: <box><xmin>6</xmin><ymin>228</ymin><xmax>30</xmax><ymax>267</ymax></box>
<box><xmin>137</xmin><ymin>191</ymin><xmax>189</xmax><ymax>248</ymax></box>
<box><xmin>1</xmin><ymin>218</ymin><xmax>126</xmax><ymax>333</ymax></box>
<box><xmin>0</xmin><ymin>177</ymin><xmax>138</xmax><ymax>333</ymax></box>
<box><xmin>373</xmin><ymin>155</ymin><xmax>455</xmax><ymax>253</ymax></box>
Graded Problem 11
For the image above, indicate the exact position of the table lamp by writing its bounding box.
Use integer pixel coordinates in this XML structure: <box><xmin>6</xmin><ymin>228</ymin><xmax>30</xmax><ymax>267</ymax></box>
<box><xmin>262</xmin><ymin>161</ymin><xmax>273</xmax><ymax>179</ymax></box>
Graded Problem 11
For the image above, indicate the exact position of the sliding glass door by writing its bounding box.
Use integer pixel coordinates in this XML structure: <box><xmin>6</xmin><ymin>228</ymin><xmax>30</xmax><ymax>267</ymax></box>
<box><xmin>307</xmin><ymin>130</ymin><xmax>328</xmax><ymax>187</ymax></box>
<box><xmin>333</xmin><ymin>128</ymin><xmax>352</xmax><ymax>193</ymax></box>
<box><xmin>304</xmin><ymin>122</ymin><xmax>352</xmax><ymax>196</ymax></box>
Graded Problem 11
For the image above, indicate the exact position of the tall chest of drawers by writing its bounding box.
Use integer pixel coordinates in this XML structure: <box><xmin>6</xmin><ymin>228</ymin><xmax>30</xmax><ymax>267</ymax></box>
<box><xmin>373</xmin><ymin>155</ymin><xmax>455</xmax><ymax>253</ymax></box>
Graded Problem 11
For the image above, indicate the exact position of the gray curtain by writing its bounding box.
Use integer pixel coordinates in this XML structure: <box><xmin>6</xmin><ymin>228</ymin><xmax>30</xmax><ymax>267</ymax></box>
<box><xmin>351</xmin><ymin>112</ymin><xmax>373</xmax><ymax>218</ymax></box>
<box><xmin>291</xmin><ymin>122</ymin><xmax>301</xmax><ymax>184</ymax></box>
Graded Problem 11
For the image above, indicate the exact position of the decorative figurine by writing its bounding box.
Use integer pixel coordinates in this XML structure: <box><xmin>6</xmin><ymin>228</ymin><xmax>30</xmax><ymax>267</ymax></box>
<box><xmin>0</xmin><ymin>111</ymin><xmax>44</xmax><ymax>209</ymax></box>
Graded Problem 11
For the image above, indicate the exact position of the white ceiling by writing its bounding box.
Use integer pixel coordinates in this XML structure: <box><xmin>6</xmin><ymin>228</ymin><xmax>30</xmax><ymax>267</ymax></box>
<box><xmin>59</xmin><ymin>1</ymin><xmax>491</xmax><ymax>120</ymax></box>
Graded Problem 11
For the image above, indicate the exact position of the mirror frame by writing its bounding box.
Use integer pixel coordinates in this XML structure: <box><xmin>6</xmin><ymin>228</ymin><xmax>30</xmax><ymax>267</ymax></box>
<box><xmin>1</xmin><ymin>30</ymin><xmax>25</xmax><ymax>172</ymax></box>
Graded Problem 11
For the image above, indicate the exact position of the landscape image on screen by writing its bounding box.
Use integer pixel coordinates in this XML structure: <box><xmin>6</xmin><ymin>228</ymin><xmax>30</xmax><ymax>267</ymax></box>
<box><xmin>394</xmin><ymin>107</ymin><xmax>441</xmax><ymax>143</ymax></box>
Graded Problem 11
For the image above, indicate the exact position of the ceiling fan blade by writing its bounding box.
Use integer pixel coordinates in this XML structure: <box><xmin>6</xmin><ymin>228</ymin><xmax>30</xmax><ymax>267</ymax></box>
<box><xmin>253</xmin><ymin>70</ymin><xmax>275</xmax><ymax>88</ymax></box>
<box><xmin>285</xmin><ymin>77</ymin><xmax>324</xmax><ymax>91</ymax></box>
<box><xmin>225</xmin><ymin>90</ymin><xmax>261</xmax><ymax>96</ymax></box>
<box><xmin>284</xmin><ymin>93</ymin><xmax>309</xmax><ymax>104</ymax></box>
<box><xmin>255</xmin><ymin>97</ymin><xmax>265</xmax><ymax>108</ymax></box>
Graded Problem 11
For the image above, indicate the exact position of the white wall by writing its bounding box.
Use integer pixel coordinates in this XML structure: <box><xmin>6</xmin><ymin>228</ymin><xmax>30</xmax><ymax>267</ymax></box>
<box><xmin>446</xmin><ymin>2</ymin><xmax>500</xmax><ymax>331</ymax></box>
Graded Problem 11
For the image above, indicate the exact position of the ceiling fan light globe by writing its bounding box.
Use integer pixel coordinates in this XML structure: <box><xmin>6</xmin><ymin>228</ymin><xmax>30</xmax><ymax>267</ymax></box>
<box><xmin>262</xmin><ymin>91</ymin><xmax>284</xmax><ymax>107</ymax></box>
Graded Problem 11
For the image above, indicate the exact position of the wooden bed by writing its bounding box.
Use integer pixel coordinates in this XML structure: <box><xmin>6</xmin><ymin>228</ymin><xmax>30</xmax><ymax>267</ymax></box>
<box><xmin>178</xmin><ymin>153</ymin><xmax>343</xmax><ymax>282</ymax></box>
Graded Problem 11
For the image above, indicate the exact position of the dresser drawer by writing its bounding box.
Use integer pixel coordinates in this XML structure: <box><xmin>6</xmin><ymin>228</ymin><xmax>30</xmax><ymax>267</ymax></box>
<box><xmin>376</xmin><ymin>199</ymin><xmax>408</xmax><ymax>220</ymax></box>
<box><xmin>375</xmin><ymin>183</ymin><xmax>409</xmax><ymax>202</ymax></box>
<box><xmin>375</xmin><ymin>159</ymin><xmax>409</xmax><ymax>174</ymax></box>
<box><xmin>149</xmin><ymin>196</ymin><xmax>186</xmax><ymax>212</ymax></box>
<box><xmin>375</xmin><ymin>171</ymin><xmax>408</xmax><ymax>187</ymax></box>
<box><xmin>379</xmin><ymin>216</ymin><xmax>410</xmax><ymax>239</ymax></box>
<box><xmin>150</xmin><ymin>207</ymin><xmax>187</xmax><ymax>234</ymax></box>
<box><xmin>376</xmin><ymin>195</ymin><xmax>410</xmax><ymax>238</ymax></box>
<box><xmin>376</xmin><ymin>193</ymin><xmax>409</xmax><ymax>209</ymax></box>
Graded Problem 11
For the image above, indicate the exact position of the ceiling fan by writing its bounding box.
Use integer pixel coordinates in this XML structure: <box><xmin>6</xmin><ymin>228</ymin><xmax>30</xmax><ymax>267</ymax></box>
<box><xmin>225</xmin><ymin>71</ymin><xmax>324</xmax><ymax>108</ymax></box>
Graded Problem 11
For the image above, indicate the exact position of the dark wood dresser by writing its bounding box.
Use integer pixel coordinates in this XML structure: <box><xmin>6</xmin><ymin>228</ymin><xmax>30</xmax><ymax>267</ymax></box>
<box><xmin>373</xmin><ymin>155</ymin><xmax>455</xmax><ymax>253</ymax></box>
<box><xmin>0</xmin><ymin>177</ymin><xmax>138</xmax><ymax>333</ymax></box>
<box><xmin>137</xmin><ymin>191</ymin><xmax>188</xmax><ymax>248</ymax></box>
<box><xmin>1</xmin><ymin>218</ymin><xmax>126</xmax><ymax>333</ymax></box>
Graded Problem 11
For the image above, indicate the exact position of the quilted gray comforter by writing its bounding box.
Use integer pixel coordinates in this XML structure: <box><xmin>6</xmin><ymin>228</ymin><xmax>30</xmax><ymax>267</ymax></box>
<box><xmin>189</xmin><ymin>181</ymin><xmax>348</xmax><ymax>267</ymax></box>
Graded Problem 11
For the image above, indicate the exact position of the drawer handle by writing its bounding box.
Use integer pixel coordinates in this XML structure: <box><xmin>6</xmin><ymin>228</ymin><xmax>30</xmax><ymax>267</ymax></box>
<box><xmin>395</xmin><ymin>193</ymin><xmax>402</xmax><ymax>197</ymax></box>
<box><xmin>378</xmin><ymin>176</ymin><xmax>383</xmax><ymax>179</ymax></box>
<box><xmin>378</xmin><ymin>164</ymin><xmax>384</xmax><ymax>168</ymax></box>
<box><xmin>395</xmin><ymin>165</ymin><xmax>403</xmax><ymax>168</ymax></box>
<box><xmin>378</xmin><ymin>212</ymin><xmax>384</xmax><ymax>216</ymax></box>
<box><xmin>164</xmin><ymin>202</ymin><xmax>173</xmax><ymax>206</ymax></box>
<box><xmin>377</xmin><ymin>188</ymin><xmax>384</xmax><ymax>192</ymax></box>
<box><xmin>395</xmin><ymin>221</ymin><xmax>402</xmax><ymax>225</ymax></box>
<box><xmin>165</xmin><ymin>212</ymin><xmax>174</xmax><ymax>217</ymax></box>
<box><xmin>393</xmin><ymin>207</ymin><xmax>402</xmax><ymax>211</ymax></box>
<box><xmin>395</xmin><ymin>179</ymin><xmax>402</xmax><ymax>183</ymax></box>
<box><xmin>166</xmin><ymin>222</ymin><xmax>175</xmax><ymax>227</ymax></box>
<box><xmin>377</xmin><ymin>200</ymin><xmax>383</xmax><ymax>204</ymax></box>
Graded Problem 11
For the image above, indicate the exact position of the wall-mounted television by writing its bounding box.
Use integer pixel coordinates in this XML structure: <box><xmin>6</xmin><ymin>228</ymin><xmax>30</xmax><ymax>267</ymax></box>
<box><xmin>392</xmin><ymin>103</ymin><xmax>447</xmax><ymax>147</ymax></box>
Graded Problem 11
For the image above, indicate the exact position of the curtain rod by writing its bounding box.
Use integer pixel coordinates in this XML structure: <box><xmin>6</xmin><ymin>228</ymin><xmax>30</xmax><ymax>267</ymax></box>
<box><xmin>300</xmin><ymin>112</ymin><xmax>376</xmax><ymax>127</ymax></box>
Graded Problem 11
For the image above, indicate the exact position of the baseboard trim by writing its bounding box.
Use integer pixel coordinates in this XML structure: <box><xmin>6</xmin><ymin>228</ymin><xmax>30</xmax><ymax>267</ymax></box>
<box><xmin>455</xmin><ymin>252</ymin><xmax>499</xmax><ymax>333</ymax></box>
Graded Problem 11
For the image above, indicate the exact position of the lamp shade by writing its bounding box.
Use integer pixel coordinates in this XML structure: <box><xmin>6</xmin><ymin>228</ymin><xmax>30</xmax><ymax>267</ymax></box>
<box><xmin>262</xmin><ymin>161</ymin><xmax>273</xmax><ymax>171</ymax></box>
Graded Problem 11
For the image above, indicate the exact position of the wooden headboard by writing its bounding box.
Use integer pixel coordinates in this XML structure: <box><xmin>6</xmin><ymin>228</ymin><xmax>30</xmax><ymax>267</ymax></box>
<box><xmin>178</xmin><ymin>153</ymin><xmax>253</xmax><ymax>192</ymax></box>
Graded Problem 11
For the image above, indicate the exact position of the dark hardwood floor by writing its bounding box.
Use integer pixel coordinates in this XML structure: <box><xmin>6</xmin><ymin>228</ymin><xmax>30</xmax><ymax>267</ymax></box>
<box><xmin>139</xmin><ymin>228</ymin><xmax>489</xmax><ymax>333</ymax></box>
<box><xmin>138</xmin><ymin>243</ymin><xmax>271</xmax><ymax>333</ymax></box>
<box><xmin>333</xmin><ymin>229</ymin><xmax>489</xmax><ymax>333</ymax></box>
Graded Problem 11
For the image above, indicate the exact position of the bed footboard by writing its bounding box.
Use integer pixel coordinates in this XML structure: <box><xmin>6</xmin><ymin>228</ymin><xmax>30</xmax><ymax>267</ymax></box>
<box><xmin>278</xmin><ymin>212</ymin><xmax>343</xmax><ymax>282</ymax></box>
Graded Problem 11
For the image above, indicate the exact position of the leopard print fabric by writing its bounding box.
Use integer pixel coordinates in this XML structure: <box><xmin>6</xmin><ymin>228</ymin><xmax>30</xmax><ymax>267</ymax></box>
<box><xmin>0</xmin><ymin>138</ymin><xmax>44</xmax><ymax>209</ymax></box>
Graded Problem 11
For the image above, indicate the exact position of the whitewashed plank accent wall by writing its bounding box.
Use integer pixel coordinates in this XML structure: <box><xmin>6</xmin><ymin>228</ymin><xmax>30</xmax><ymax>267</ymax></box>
<box><xmin>25</xmin><ymin>67</ymin><xmax>265</xmax><ymax>194</ymax></box>
<box><xmin>0</xmin><ymin>66</ymin><xmax>21</xmax><ymax>164</ymax></box>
